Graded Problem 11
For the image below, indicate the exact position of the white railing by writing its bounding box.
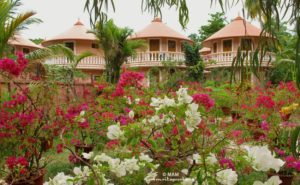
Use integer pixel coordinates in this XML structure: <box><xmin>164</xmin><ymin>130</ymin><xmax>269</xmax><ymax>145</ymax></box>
<box><xmin>202</xmin><ymin>51</ymin><xmax>275</xmax><ymax>68</ymax></box>
<box><xmin>126</xmin><ymin>52</ymin><xmax>186</xmax><ymax>68</ymax></box>
<box><xmin>45</xmin><ymin>52</ymin><xmax>186</xmax><ymax>69</ymax></box>
<box><xmin>45</xmin><ymin>56</ymin><xmax>106</xmax><ymax>69</ymax></box>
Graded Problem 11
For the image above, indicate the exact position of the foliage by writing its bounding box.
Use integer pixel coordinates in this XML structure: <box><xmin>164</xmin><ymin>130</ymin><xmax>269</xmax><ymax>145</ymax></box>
<box><xmin>0</xmin><ymin>0</ymin><xmax>40</xmax><ymax>58</ymax></box>
<box><xmin>26</xmin><ymin>44</ymin><xmax>93</xmax><ymax>100</ymax></box>
<box><xmin>198</xmin><ymin>12</ymin><xmax>227</xmax><ymax>43</ymax></box>
<box><xmin>188</xmin><ymin>33</ymin><xmax>200</xmax><ymax>43</ymax></box>
<box><xmin>83</xmin><ymin>0</ymin><xmax>300</xmax><ymax>88</ymax></box>
<box><xmin>30</xmin><ymin>38</ymin><xmax>44</xmax><ymax>45</ymax></box>
<box><xmin>0</xmin><ymin>54</ymin><xmax>60</xmax><ymax>183</ymax></box>
<box><xmin>187</xmin><ymin>61</ymin><xmax>205</xmax><ymax>82</ymax></box>
<box><xmin>269</xmin><ymin>60</ymin><xmax>295</xmax><ymax>84</ymax></box>
<box><xmin>183</xmin><ymin>42</ymin><xmax>201</xmax><ymax>67</ymax></box>
<box><xmin>89</xmin><ymin>19</ymin><xmax>146</xmax><ymax>83</ymax></box>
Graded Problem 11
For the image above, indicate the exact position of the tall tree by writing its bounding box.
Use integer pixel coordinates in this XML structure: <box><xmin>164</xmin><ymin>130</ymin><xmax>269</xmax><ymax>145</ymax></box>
<box><xmin>188</xmin><ymin>33</ymin><xmax>200</xmax><ymax>43</ymax></box>
<box><xmin>183</xmin><ymin>42</ymin><xmax>204</xmax><ymax>81</ymax></box>
<box><xmin>198</xmin><ymin>12</ymin><xmax>227</xmax><ymax>43</ymax></box>
<box><xmin>0</xmin><ymin>0</ymin><xmax>39</xmax><ymax>57</ymax></box>
<box><xmin>89</xmin><ymin>20</ymin><xmax>146</xmax><ymax>83</ymax></box>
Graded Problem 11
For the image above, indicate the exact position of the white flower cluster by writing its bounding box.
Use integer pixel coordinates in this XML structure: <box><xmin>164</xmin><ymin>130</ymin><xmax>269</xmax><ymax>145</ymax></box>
<box><xmin>147</xmin><ymin>112</ymin><xmax>175</xmax><ymax>127</ymax></box>
<box><xmin>182</xmin><ymin>178</ymin><xmax>198</xmax><ymax>185</ymax></box>
<box><xmin>216</xmin><ymin>169</ymin><xmax>238</xmax><ymax>185</ymax></box>
<box><xmin>244</xmin><ymin>145</ymin><xmax>285</xmax><ymax>172</ymax></box>
<box><xmin>185</xmin><ymin>103</ymin><xmax>202</xmax><ymax>132</ymax></box>
<box><xmin>107</xmin><ymin>124</ymin><xmax>124</xmax><ymax>140</ymax></box>
<box><xmin>128</xmin><ymin>110</ymin><xmax>135</xmax><ymax>119</ymax></box>
<box><xmin>150</xmin><ymin>86</ymin><xmax>193</xmax><ymax>111</ymax></box>
<box><xmin>144</xmin><ymin>170</ymin><xmax>158</xmax><ymax>184</ymax></box>
<box><xmin>190</xmin><ymin>152</ymin><xmax>218</xmax><ymax>166</ymax></box>
<box><xmin>149</xmin><ymin>86</ymin><xmax>201</xmax><ymax>132</ymax></box>
<box><xmin>94</xmin><ymin>153</ymin><xmax>153</xmax><ymax>178</ymax></box>
<box><xmin>44</xmin><ymin>172</ymin><xmax>73</xmax><ymax>185</ymax></box>
<box><xmin>150</xmin><ymin>96</ymin><xmax>176</xmax><ymax>111</ymax></box>
<box><xmin>253</xmin><ymin>176</ymin><xmax>282</xmax><ymax>185</ymax></box>
<box><xmin>176</xmin><ymin>86</ymin><xmax>193</xmax><ymax>104</ymax></box>
<box><xmin>45</xmin><ymin>153</ymin><xmax>154</xmax><ymax>185</ymax></box>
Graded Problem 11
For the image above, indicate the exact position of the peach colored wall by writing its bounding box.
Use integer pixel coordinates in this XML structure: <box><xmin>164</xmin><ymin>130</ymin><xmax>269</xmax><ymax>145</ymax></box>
<box><xmin>210</xmin><ymin>37</ymin><xmax>260</xmax><ymax>53</ymax></box>
<box><xmin>14</xmin><ymin>46</ymin><xmax>38</xmax><ymax>53</ymax></box>
<box><xmin>143</xmin><ymin>38</ymin><xmax>188</xmax><ymax>52</ymax></box>
<box><xmin>43</xmin><ymin>40</ymin><xmax>103</xmax><ymax>56</ymax></box>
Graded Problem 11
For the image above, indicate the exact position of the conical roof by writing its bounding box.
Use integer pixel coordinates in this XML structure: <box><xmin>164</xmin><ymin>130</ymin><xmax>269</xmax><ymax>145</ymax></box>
<box><xmin>43</xmin><ymin>20</ymin><xmax>96</xmax><ymax>44</ymax></box>
<box><xmin>203</xmin><ymin>16</ymin><xmax>265</xmax><ymax>43</ymax></box>
<box><xmin>130</xmin><ymin>18</ymin><xmax>191</xmax><ymax>41</ymax></box>
<box><xmin>8</xmin><ymin>34</ymin><xmax>43</xmax><ymax>49</ymax></box>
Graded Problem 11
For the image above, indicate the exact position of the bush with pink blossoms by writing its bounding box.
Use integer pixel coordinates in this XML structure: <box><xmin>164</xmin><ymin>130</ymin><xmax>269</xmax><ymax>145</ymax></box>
<box><xmin>0</xmin><ymin>52</ymin><xmax>28</xmax><ymax>77</ymax></box>
<box><xmin>192</xmin><ymin>93</ymin><xmax>215</xmax><ymax>111</ymax></box>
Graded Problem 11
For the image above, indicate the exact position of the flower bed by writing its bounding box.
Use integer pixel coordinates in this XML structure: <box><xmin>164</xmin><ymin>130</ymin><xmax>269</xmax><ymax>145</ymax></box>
<box><xmin>0</xmin><ymin>54</ymin><xmax>300</xmax><ymax>185</ymax></box>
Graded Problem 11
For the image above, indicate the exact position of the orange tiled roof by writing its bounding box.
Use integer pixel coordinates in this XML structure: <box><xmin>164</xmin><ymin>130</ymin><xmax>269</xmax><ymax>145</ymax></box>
<box><xmin>130</xmin><ymin>18</ymin><xmax>191</xmax><ymax>41</ymax></box>
<box><xmin>203</xmin><ymin>16</ymin><xmax>265</xmax><ymax>43</ymax></box>
<box><xmin>43</xmin><ymin>20</ymin><xmax>96</xmax><ymax>44</ymax></box>
<box><xmin>8</xmin><ymin>34</ymin><xmax>43</xmax><ymax>49</ymax></box>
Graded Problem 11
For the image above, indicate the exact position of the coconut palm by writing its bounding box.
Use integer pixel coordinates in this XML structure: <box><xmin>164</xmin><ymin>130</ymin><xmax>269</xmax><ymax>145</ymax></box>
<box><xmin>89</xmin><ymin>19</ymin><xmax>146</xmax><ymax>83</ymax></box>
<box><xmin>0</xmin><ymin>0</ymin><xmax>39</xmax><ymax>58</ymax></box>
<box><xmin>26</xmin><ymin>44</ymin><xmax>93</xmax><ymax>100</ymax></box>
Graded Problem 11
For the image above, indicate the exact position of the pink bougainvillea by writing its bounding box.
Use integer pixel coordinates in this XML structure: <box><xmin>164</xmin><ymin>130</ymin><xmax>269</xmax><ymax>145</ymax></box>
<box><xmin>0</xmin><ymin>52</ymin><xmax>28</xmax><ymax>76</ymax></box>
<box><xmin>112</xmin><ymin>71</ymin><xmax>144</xmax><ymax>97</ymax></box>
<box><xmin>192</xmin><ymin>93</ymin><xmax>215</xmax><ymax>111</ymax></box>
<box><xmin>255</xmin><ymin>95</ymin><xmax>275</xmax><ymax>109</ymax></box>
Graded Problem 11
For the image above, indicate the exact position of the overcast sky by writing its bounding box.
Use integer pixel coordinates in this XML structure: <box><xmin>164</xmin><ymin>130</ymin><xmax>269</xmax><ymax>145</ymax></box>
<box><xmin>19</xmin><ymin>0</ymin><xmax>249</xmax><ymax>40</ymax></box>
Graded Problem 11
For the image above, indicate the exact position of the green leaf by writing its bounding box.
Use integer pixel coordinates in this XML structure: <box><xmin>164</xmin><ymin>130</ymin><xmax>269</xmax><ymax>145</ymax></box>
<box><xmin>291</xmin><ymin>126</ymin><xmax>300</xmax><ymax>157</ymax></box>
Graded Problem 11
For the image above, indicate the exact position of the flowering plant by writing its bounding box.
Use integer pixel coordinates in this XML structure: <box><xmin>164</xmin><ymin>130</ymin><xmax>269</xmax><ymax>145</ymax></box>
<box><xmin>0</xmin><ymin>54</ymin><xmax>60</xmax><ymax>183</ymax></box>
<box><xmin>280</xmin><ymin>103</ymin><xmax>299</xmax><ymax>115</ymax></box>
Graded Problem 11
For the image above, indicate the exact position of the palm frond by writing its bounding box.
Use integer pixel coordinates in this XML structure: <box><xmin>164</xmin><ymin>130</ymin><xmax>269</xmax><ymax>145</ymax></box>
<box><xmin>73</xmin><ymin>51</ymin><xmax>94</xmax><ymax>68</ymax></box>
<box><xmin>26</xmin><ymin>44</ymin><xmax>75</xmax><ymax>61</ymax></box>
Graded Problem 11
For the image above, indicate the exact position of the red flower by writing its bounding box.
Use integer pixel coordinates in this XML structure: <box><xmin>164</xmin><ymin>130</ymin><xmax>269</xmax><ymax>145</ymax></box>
<box><xmin>56</xmin><ymin>144</ymin><xmax>64</xmax><ymax>153</ymax></box>
<box><xmin>164</xmin><ymin>160</ymin><xmax>176</xmax><ymax>167</ymax></box>
<box><xmin>6</xmin><ymin>156</ymin><xmax>17</xmax><ymax>170</ymax></box>
<box><xmin>6</xmin><ymin>156</ymin><xmax>28</xmax><ymax>170</ymax></box>
<box><xmin>256</xmin><ymin>95</ymin><xmax>275</xmax><ymax>109</ymax></box>
<box><xmin>172</xmin><ymin>125</ymin><xmax>179</xmax><ymax>135</ymax></box>
<box><xmin>106</xmin><ymin>140</ymin><xmax>120</xmax><ymax>149</ymax></box>
<box><xmin>231</xmin><ymin>130</ymin><xmax>243</xmax><ymax>138</ymax></box>
<box><xmin>0</xmin><ymin>52</ymin><xmax>28</xmax><ymax>76</ymax></box>
<box><xmin>192</xmin><ymin>93</ymin><xmax>215</xmax><ymax>111</ymax></box>
<box><xmin>112</xmin><ymin>71</ymin><xmax>144</xmax><ymax>97</ymax></box>
<box><xmin>219</xmin><ymin>158</ymin><xmax>235</xmax><ymax>170</ymax></box>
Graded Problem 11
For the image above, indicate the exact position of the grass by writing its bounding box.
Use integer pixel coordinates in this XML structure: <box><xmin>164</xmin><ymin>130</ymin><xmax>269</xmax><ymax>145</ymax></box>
<box><xmin>44</xmin><ymin>149</ymin><xmax>75</xmax><ymax>181</ymax></box>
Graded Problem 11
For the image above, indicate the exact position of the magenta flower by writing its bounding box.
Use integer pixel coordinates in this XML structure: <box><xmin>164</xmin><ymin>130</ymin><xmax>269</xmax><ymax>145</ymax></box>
<box><xmin>261</xmin><ymin>120</ymin><xmax>270</xmax><ymax>131</ymax></box>
<box><xmin>219</xmin><ymin>158</ymin><xmax>235</xmax><ymax>170</ymax></box>
<box><xmin>256</xmin><ymin>95</ymin><xmax>275</xmax><ymax>109</ymax></box>
<box><xmin>0</xmin><ymin>52</ymin><xmax>28</xmax><ymax>76</ymax></box>
<box><xmin>192</xmin><ymin>93</ymin><xmax>215</xmax><ymax>111</ymax></box>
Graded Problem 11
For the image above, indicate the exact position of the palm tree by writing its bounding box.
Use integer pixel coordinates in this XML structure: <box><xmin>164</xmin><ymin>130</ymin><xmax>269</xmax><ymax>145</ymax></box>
<box><xmin>0</xmin><ymin>0</ymin><xmax>39</xmax><ymax>58</ymax></box>
<box><xmin>89</xmin><ymin>20</ymin><xmax>146</xmax><ymax>83</ymax></box>
<box><xmin>26</xmin><ymin>44</ymin><xmax>93</xmax><ymax>100</ymax></box>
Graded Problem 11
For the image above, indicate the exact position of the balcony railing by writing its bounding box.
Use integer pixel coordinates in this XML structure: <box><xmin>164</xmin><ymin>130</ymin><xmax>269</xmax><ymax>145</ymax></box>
<box><xmin>126</xmin><ymin>51</ymin><xmax>186</xmax><ymax>68</ymax></box>
<box><xmin>45</xmin><ymin>52</ymin><xmax>186</xmax><ymax>69</ymax></box>
<box><xmin>203</xmin><ymin>51</ymin><xmax>275</xmax><ymax>69</ymax></box>
<box><xmin>45</xmin><ymin>56</ymin><xmax>106</xmax><ymax>70</ymax></box>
